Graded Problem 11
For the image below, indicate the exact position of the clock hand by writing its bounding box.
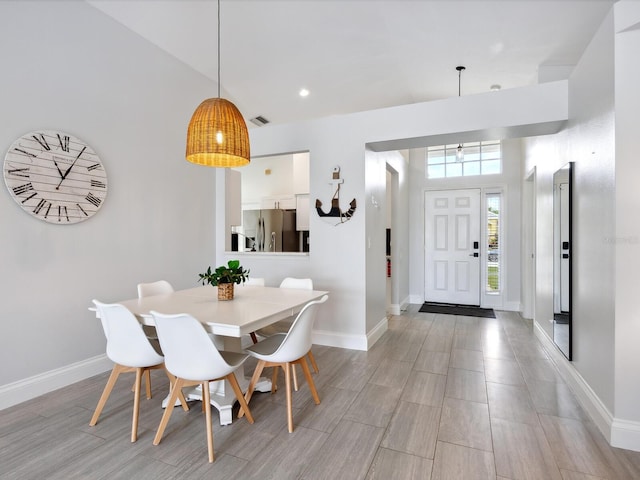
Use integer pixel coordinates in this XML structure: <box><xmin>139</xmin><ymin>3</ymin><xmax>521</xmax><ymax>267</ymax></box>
<box><xmin>52</xmin><ymin>158</ymin><xmax>64</xmax><ymax>180</ymax></box>
<box><xmin>56</xmin><ymin>146</ymin><xmax>86</xmax><ymax>189</ymax></box>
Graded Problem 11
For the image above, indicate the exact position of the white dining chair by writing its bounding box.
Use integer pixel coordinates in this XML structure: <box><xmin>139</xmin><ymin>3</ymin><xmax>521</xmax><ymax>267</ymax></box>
<box><xmin>137</xmin><ymin>280</ymin><xmax>175</xmax><ymax>392</ymax></box>
<box><xmin>137</xmin><ymin>280</ymin><xmax>174</xmax><ymax>297</ymax></box>
<box><xmin>253</xmin><ymin>277</ymin><xmax>319</xmax><ymax>389</ymax></box>
<box><xmin>150</xmin><ymin>311</ymin><xmax>255</xmax><ymax>463</ymax></box>
<box><xmin>243</xmin><ymin>277</ymin><xmax>265</xmax><ymax>286</ymax></box>
<box><xmin>90</xmin><ymin>300</ymin><xmax>188</xmax><ymax>442</ymax></box>
<box><xmin>239</xmin><ymin>295</ymin><xmax>328</xmax><ymax>433</ymax></box>
<box><xmin>243</xmin><ymin>278</ymin><xmax>266</xmax><ymax>344</ymax></box>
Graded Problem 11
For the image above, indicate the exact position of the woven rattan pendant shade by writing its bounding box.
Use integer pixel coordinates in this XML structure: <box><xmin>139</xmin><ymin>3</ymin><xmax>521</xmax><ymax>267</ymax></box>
<box><xmin>186</xmin><ymin>97</ymin><xmax>250</xmax><ymax>167</ymax></box>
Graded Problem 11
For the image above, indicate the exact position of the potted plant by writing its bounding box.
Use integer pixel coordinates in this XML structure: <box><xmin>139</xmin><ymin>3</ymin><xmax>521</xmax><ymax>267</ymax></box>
<box><xmin>198</xmin><ymin>260</ymin><xmax>249</xmax><ymax>301</ymax></box>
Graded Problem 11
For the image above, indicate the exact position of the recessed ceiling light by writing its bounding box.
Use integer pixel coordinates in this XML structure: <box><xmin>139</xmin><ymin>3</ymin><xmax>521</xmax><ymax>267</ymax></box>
<box><xmin>299</xmin><ymin>88</ymin><xmax>310</xmax><ymax>97</ymax></box>
<box><xmin>490</xmin><ymin>84</ymin><xmax>502</xmax><ymax>91</ymax></box>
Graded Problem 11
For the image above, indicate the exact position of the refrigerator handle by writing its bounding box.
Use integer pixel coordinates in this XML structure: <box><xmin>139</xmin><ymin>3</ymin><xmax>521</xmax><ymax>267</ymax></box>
<box><xmin>270</xmin><ymin>231</ymin><xmax>276</xmax><ymax>251</ymax></box>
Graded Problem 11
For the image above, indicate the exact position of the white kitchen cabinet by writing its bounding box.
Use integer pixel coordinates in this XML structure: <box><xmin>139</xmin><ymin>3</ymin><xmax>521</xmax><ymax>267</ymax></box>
<box><xmin>293</xmin><ymin>152</ymin><xmax>310</xmax><ymax>194</ymax></box>
<box><xmin>261</xmin><ymin>195</ymin><xmax>296</xmax><ymax>210</ymax></box>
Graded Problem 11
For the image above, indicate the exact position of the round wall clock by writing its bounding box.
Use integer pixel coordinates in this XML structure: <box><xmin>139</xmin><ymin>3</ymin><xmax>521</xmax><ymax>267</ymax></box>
<box><xmin>3</xmin><ymin>130</ymin><xmax>107</xmax><ymax>224</ymax></box>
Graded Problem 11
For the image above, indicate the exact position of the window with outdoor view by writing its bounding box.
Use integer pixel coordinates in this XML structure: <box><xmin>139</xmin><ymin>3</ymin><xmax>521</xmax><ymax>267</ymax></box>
<box><xmin>486</xmin><ymin>193</ymin><xmax>501</xmax><ymax>294</ymax></box>
<box><xmin>426</xmin><ymin>140</ymin><xmax>501</xmax><ymax>179</ymax></box>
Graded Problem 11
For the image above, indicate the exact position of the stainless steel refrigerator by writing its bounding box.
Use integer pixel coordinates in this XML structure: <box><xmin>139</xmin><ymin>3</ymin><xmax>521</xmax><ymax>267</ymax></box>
<box><xmin>242</xmin><ymin>209</ymin><xmax>299</xmax><ymax>252</ymax></box>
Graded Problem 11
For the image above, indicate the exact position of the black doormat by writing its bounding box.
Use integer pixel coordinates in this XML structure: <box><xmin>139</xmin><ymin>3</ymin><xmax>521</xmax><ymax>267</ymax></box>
<box><xmin>419</xmin><ymin>302</ymin><xmax>495</xmax><ymax>318</ymax></box>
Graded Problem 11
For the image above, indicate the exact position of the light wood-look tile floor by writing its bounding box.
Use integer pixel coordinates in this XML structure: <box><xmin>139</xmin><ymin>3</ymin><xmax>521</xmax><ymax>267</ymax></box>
<box><xmin>2</xmin><ymin>307</ymin><xmax>640</xmax><ymax>479</ymax></box>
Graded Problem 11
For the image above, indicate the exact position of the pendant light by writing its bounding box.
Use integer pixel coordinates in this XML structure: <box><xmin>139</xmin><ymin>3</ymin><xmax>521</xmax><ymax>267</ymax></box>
<box><xmin>185</xmin><ymin>0</ymin><xmax>250</xmax><ymax>167</ymax></box>
<box><xmin>455</xmin><ymin>66</ymin><xmax>465</xmax><ymax>162</ymax></box>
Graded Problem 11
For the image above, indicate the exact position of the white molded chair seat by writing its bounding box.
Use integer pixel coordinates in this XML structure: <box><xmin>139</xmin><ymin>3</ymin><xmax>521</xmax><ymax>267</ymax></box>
<box><xmin>151</xmin><ymin>311</ymin><xmax>255</xmax><ymax>463</ymax></box>
<box><xmin>136</xmin><ymin>280</ymin><xmax>175</xmax><ymax>391</ymax></box>
<box><xmin>253</xmin><ymin>278</ymin><xmax>320</xmax><ymax>389</ymax></box>
<box><xmin>90</xmin><ymin>300</ymin><xmax>188</xmax><ymax>442</ymax></box>
<box><xmin>239</xmin><ymin>295</ymin><xmax>328</xmax><ymax>433</ymax></box>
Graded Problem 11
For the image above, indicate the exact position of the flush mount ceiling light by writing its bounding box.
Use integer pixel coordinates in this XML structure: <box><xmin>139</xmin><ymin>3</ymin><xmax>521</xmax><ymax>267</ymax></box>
<box><xmin>299</xmin><ymin>88</ymin><xmax>310</xmax><ymax>97</ymax></box>
<box><xmin>185</xmin><ymin>0</ymin><xmax>250</xmax><ymax>168</ymax></box>
<box><xmin>455</xmin><ymin>65</ymin><xmax>466</xmax><ymax>162</ymax></box>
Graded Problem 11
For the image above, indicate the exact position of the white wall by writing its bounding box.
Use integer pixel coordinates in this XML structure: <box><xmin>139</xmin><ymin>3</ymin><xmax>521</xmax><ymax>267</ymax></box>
<box><xmin>407</xmin><ymin>139</ymin><xmax>523</xmax><ymax>310</ymax></box>
<box><xmin>524</xmin><ymin>1</ymin><xmax>640</xmax><ymax>450</ymax></box>
<box><xmin>217</xmin><ymin>82</ymin><xmax>568</xmax><ymax>350</ymax></box>
<box><xmin>613</xmin><ymin>0</ymin><xmax>640</xmax><ymax>440</ymax></box>
<box><xmin>0</xmin><ymin>1</ymin><xmax>217</xmax><ymax>407</ymax></box>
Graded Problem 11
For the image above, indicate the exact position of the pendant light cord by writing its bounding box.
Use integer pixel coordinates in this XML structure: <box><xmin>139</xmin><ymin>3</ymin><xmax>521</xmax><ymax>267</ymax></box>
<box><xmin>217</xmin><ymin>0</ymin><xmax>221</xmax><ymax>98</ymax></box>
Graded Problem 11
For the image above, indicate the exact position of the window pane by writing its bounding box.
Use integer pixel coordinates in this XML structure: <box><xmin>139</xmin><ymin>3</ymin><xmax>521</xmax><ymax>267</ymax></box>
<box><xmin>428</xmin><ymin>164</ymin><xmax>445</xmax><ymax>178</ymax></box>
<box><xmin>464</xmin><ymin>161</ymin><xmax>480</xmax><ymax>176</ymax></box>
<box><xmin>481</xmin><ymin>143</ymin><xmax>501</xmax><ymax>160</ymax></box>
<box><xmin>463</xmin><ymin>145</ymin><xmax>480</xmax><ymax>162</ymax></box>
<box><xmin>427</xmin><ymin>150</ymin><xmax>445</xmax><ymax>165</ymax></box>
<box><xmin>486</xmin><ymin>194</ymin><xmax>501</xmax><ymax>294</ymax></box>
<box><xmin>482</xmin><ymin>159</ymin><xmax>501</xmax><ymax>175</ymax></box>
<box><xmin>446</xmin><ymin>162</ymin><xmax>462</xmax><ymax>177</ymax></box>
<box><xmin>425</xmin><ymin>141</ymin><xmax>501</xmax><ymax>179</ymax></box>
<box><xmin>445</xmin><ymin>150</ymin><xmax>458</xmax><ymax>164</ymax></box>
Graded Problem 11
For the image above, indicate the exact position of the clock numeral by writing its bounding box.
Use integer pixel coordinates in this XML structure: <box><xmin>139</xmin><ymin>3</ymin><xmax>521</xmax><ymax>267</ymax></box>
<box><xmin>13</xmin><ymin>182</ymin><xmax>34</xmax><ymax>196</ymax></box>
<box><xmin>7</xmin><ymin>167</ymin><xmax>30</xmax><ymax>178</ymax></box>
<box><xmin>33</xmin><ymin>134</ymin><xmax>51</xmax><ymax>151</ymax></box>
<box><xmin>91</xmin><ymin>179</ymin><xmax>106</xmax><ymax>189</ymax></box>
<box><xmin>86</xmin><ymin>192</ymin><xmax>101</xmax><ymax>207</ymax></box>
<box><xmin>87</xmin><ymin>163</ymin><xmax>101</xmax><ymax>172</ymax></box>
<box><xmin>33</xmin><ymin>198</ymin><xmax>50</xmax><ymax>215</ymax></box>
<box><xmin>58</xmin><ymin>205</ymin><xmax>69</xmax><ymax>222</ymax></box>
<box><xmin>14</xmin><ymin>148</ymin><xmax>37</xmax><ymax>158</ymax></box>
<box><xmin>21</xmin><ymin>192</ymin><xmax>37</xmax><ymax>204</ymax></box>
<box><xmin>57</xmin><ymin>134</ymin><xmax>70</xmax><ymax>152</ymax></box>
<box><xmin>44</xmin><ymin>203</ymin><xmax>52</xmax><ymax>219</ymax></box>
<box><xmin>77</xmin><ymin>203</ymin><xmax>89</xmax><ymax>217</ymax></box>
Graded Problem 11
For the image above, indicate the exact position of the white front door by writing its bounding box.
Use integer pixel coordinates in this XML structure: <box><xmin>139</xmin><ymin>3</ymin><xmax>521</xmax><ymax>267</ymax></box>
<box><xmin>424</xmin><ymin>189</ymin><xmax>481</xmax><ymax>305</ymax></box>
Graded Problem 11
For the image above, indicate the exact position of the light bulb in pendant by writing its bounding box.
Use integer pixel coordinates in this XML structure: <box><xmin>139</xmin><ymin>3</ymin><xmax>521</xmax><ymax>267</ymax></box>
<box><xmin>216</xmin><ymin>131</ymin><xmax>224</xmax><ymax>144</ymax></box>
<box><xmin>456</xmin><ymin>144</ymin><xmax>464</xmax><ymax>162</ymax></box>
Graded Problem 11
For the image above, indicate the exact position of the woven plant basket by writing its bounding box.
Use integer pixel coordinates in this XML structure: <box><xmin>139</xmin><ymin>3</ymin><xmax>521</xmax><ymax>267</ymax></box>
<box><xmin>218</xmin><ymin>283</ymin><xmax>234</xmax><ymax>301</ymax></box>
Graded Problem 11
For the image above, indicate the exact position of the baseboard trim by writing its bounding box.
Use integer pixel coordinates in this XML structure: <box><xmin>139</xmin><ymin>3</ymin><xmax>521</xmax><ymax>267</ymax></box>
<box><xmin>502</xmin><ymin>301</ymin><xmax>521</xmax><ymax>312</ymax></box>
<box><xmin>0</xmin><ymin>354</ymin><xmax>112</xmax><ymax>411</ymax></box>
<box><xmin>366</xmin><ymin>316</ymin><xmax>388</xmax><ymax>349</ymax></box>
<box><xmin>312</xmin><ymin>329</ymin><xmax>368</xmax><ymax>351</ymax></box>
<box><xmin>312</xmin><ymin>316</ymin><xmax>388</xmax><ymax>352</ymax></box>
<box><xmin>533</xmin><ymin>321</ymin><xmax>613</xmax><ymax>443</ymax></box>
<box><xmin>611</xmin><ymin>418</ymin><xmax>640</xmax><ymax>451</ymax></box>
<box><xmin>388</xmin><ymin>303</ymin><xmax>401</xmax><ymax>315</ymax></box>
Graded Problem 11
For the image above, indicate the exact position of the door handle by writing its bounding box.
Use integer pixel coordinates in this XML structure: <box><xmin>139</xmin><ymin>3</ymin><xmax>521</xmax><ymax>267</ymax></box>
<box><xmin>469</xmin><ymin>253</ymin><xmax>479</xmax><ymax>257</ymax></box>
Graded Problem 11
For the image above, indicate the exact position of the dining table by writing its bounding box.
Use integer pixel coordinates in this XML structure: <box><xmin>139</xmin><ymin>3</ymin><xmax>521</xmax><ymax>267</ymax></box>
<box><xmin>91</xmin><ymin>283</ymin><xmax>329</xmax><ymax>425</ymax></box>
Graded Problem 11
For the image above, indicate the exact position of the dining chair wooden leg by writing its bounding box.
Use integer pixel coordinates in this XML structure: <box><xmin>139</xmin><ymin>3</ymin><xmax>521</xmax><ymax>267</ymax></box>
<box><xmin>153</xmin><ymin>377</ymin><xmax>184</xmax><ymax>445</ymax></box>
<box><xmin>307</xmin><ymin>350</ymin><xmax>319</xmax><ymax>374</ymax></box>
<box><xmin>238</xmin><ymin>360</ymin><xmax>265</xmax><ymax>418</ymax></box>
<box><xmin>298</xmin><ymin>357</ymin><xmax>320</xmax><ymax>405</ymax></box>
<box><xmin>284</xmin><ymin>362</ymin><xmax>294</xmax><ymax>433</ymax></box>
<box><xmin>250</xmin><ymin>332</ymin><xmax>258</xmax><ymax>344</ymax></box>
<box><xmin>271</xmin><ymin>365</ymin><xmax>279</xmax><ymax>394</ymax></box>
<box><xmin>292</xmin><ymin>364</ymin><xmax>299</xmax><ymax>392</ymax></box>
<box><xmin>90</xmin><ymin>364</ymin><xmax>125</xmax><ymax>426</ymax></box>
<box><xmin>202</xmin><ymin>380</ymin><xmax>215</xmax><ymax>463</ymax></box>
<box><xmin>163</xmin><ymin>370</ymin><xmax>189</xmax><ymax>411</ymax></box>
<box><xmin>144</xmin><ymin>369</ymin><xmax>152</xmax><ymax>399</ymax></box>
<box><xmin>226</xmin><ymin>373</ymin><xmax>254</xmax><ymax>424</ymax></box>
<box><xmin>131</xmin><ymin>367</ymin><xmax>144</xmax><ymax>442</ymax></box>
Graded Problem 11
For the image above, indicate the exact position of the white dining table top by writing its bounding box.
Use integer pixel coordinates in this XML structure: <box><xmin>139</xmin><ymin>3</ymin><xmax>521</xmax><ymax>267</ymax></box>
<box><xmin>111</xmin><ymin>285</ymin><xmax>329</xmax><ymax>338</ymax></box>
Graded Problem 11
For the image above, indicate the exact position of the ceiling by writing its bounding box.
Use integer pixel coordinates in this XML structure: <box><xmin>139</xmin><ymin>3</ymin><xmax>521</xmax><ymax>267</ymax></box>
<box><xmin>87</xmin><ymin>0</ymin><xmax>615</xmax><ymax>127</ymax></box>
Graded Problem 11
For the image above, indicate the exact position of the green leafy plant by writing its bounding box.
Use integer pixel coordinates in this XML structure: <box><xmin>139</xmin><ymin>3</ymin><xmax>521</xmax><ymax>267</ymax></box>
<box><xmin>198</xmin><ymin>260</ymin><xmax>249</xmax><ymax>286</ymax></box>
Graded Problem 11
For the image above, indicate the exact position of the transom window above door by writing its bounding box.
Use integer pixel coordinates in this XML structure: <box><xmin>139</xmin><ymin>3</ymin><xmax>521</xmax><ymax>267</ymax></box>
<box><xmin>426</xmin><ymin>140</ymin><xmax>501</xmax><ymax>179</ymax></box>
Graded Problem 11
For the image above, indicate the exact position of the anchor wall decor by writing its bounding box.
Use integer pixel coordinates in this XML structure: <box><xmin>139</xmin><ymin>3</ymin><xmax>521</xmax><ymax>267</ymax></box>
<box><xmin>315</xmin><ymin>165</ymin><xmax>356</xmax><ymax>226</ymax></box>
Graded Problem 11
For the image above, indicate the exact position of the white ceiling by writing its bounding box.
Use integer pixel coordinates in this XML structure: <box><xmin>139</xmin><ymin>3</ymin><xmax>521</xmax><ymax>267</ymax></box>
<box><xmin>87</xmin><ymin>0</ymin><xmax>614</xmax><ymax>127</ymax></box>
